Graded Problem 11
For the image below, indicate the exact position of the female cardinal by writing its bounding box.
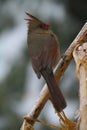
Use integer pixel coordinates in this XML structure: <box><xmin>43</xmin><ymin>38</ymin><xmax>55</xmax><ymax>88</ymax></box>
<box><xmin>26</xmin><ymin>13</ymin><xmax>66</xmax><ymax>112</ymax></box>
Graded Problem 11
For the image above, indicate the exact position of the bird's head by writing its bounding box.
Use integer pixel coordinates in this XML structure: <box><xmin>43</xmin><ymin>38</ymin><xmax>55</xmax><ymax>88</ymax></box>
<box><xmin>25</xmin><ymin>12</ymin><xmax>51</xmax><ymax>32</ymax></box>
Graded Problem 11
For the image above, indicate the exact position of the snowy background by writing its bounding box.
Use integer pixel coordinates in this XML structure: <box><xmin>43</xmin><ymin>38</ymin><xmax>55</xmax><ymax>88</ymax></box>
<box><xmin>0</xmin><ymin>0</ymin><xmax>87</xmax><ymax>130</ymax></box>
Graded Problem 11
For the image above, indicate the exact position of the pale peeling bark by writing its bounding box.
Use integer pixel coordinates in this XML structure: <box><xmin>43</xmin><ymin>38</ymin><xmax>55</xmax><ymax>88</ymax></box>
<box><xmin>20</xmin><ymin>23</ymin><xmax>87</xmax><ymax>130</ymax></box>
<box><xmin>73</xmin><ymin>42</ymin><xmax>87</xmax><ymax>130</ymax></box>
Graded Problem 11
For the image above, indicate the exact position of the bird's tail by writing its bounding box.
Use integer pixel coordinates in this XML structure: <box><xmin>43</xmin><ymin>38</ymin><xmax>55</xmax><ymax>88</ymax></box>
<box><xmin>41</xmin><ymin>69</ymin><xmax>66</xmax><ymax>112</ymax></box>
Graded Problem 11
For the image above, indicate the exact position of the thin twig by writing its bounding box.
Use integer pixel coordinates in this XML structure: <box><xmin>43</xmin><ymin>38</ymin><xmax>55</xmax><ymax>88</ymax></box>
<box><xmin>24</xmin><ymin>116</ymin><xmax>60</xmax><ymax>129</ymax></box>
<box><xmin>20</xmin><ymin>22</ymin><xmax>87</xmax><ymax>130</ymax></box>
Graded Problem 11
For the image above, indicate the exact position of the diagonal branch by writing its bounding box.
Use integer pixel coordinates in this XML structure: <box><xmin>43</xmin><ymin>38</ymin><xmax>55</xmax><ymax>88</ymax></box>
<box><xmin>20</xmin><ymin>22</ymin><xmax>87</xmax><ymax>130</ymax></box>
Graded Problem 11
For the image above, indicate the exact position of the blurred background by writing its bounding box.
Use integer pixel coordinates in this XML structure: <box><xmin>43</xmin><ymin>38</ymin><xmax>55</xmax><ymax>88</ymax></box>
<box><xmin>0</xmin><ymin>0</ymin><xmax>87</xmax><ymax>130</ymax></box>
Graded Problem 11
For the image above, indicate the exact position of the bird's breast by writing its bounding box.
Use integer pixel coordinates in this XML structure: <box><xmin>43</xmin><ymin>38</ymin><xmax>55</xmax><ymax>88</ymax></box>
<box><xmin>29</xmin><ymin>33</ymin><xmax>51</xmax><ymax>52</ymax></box>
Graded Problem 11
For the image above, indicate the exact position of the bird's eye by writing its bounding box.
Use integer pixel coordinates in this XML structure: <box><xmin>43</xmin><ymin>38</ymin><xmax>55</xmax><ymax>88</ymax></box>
<box><xmin>39</xmin><ymin>24</ymin><xmax>45</xmax><ymax>28</ymax></box>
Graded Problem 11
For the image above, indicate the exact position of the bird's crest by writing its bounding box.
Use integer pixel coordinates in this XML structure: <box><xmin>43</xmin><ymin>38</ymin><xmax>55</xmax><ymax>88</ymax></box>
<box><xmin>25</xmin><ymin>12</ymin><xmax>42</xmax><ymax>29</ymax></box>
<box><xmin>25</xmin><ymin>12</ymin><xmax>51</xmax><ymax>31</ymax></box>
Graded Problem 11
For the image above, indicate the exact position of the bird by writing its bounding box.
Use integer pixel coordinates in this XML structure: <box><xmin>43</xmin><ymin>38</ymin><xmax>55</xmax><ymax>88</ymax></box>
<box><xmin>26</xmin><ymin>12</ymin><xmax>66</xmax><ymax>112</ymax></box>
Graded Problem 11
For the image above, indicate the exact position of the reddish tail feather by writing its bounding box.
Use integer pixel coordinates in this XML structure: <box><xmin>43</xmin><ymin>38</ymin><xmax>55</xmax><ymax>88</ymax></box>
<box><xmin>41</xmin><ymin>69</ymin><xmax>66</xmax><ymax>112</ymax></box>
